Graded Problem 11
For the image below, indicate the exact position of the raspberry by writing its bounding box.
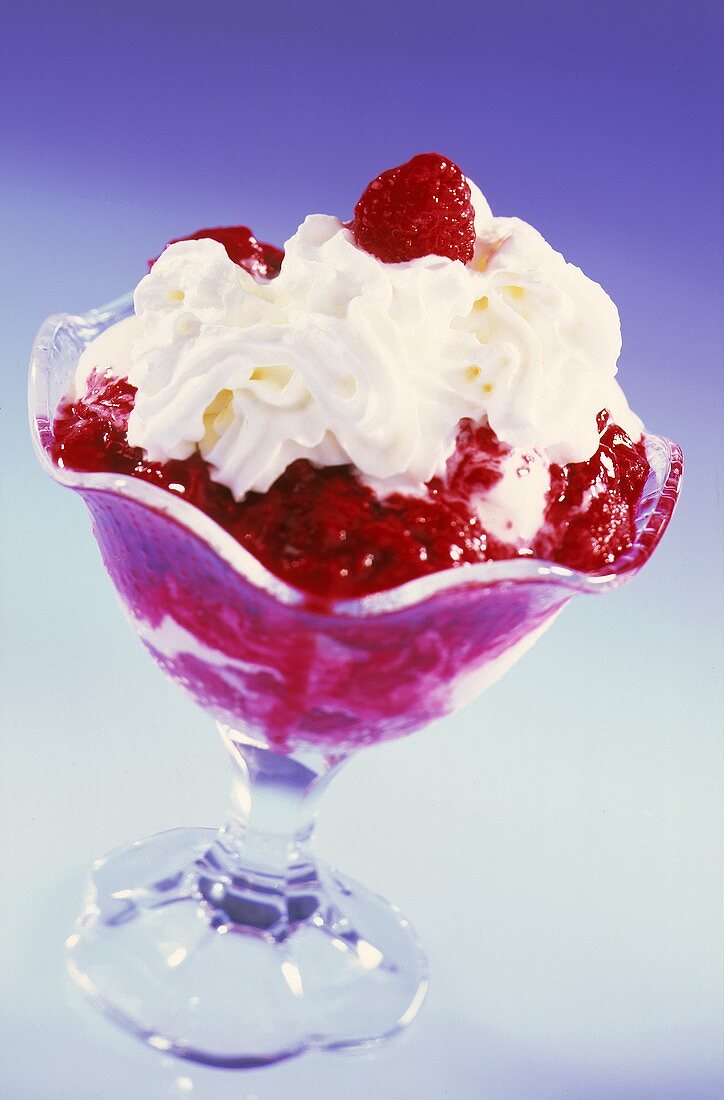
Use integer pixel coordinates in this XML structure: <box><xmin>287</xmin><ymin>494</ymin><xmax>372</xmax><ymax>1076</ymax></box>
<box><xmin>150</xmin><ymin>226</ymin><xmax>283</xmax><ymax>279</ymax></box>
<box><xmin>352</xmin><ymin>153</ymin><xmax>476</xmax><ymax>264</ymax></box>
<box><xmin>50</xmin><ymin>371</ymin><xmax>137</xmax><ymax>472</ymax></box>
<box><xmin>537</xmin><ymin>411</ymin><xmax>648</xmax><ymax>570</ymax></box>
<box><xmin>553</xmin><ymin>489</ymin><xmax>635</xmax><ymax>570</ymax></box>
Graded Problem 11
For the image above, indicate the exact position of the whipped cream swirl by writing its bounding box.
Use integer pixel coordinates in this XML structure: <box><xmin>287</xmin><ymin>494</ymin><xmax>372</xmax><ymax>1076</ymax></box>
<box><xmin>77</xmin><ymin>184</ymin><xmax>642</xmax><ymax>502</ymax></box>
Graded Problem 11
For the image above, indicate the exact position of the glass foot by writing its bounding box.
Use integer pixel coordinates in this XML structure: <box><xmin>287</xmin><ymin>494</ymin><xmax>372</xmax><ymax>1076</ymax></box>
<box><xmin>66</xmin><ymin>828</ymin><xmax>428</xmax><ymax>1068</ymax></box>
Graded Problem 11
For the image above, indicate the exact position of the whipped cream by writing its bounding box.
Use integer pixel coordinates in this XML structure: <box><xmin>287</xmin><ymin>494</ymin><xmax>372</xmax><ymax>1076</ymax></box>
<box><xmin>470</xmin><ymin>449</ymin><xmax>551</xmax><ymax>545</ymax></box>
<box><xmin>74</xmin><ymin>183</ymin><xmax>642</xmax><ymax>520</ymax></box>
<box><xmin>74</xmin><ymin>315</ymin><xmax>138</xmax><ymax>397</ymax></box>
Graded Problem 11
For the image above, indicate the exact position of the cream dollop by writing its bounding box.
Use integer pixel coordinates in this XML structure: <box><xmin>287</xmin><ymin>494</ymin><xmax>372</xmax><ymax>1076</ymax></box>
<box><xmin>471</xmin><ymin>449</ymin><xmax>552</xmax><ymax>545</ymax></box>
<box><xmin>461</xmin><ymin>216</ymin><xmax>642</xmax><ymax>465</ymax></box>
<box><xmin>73</xmin><ymin>314</ymin><xmax>139</xmax><ymax>399</ymax></box>
<box><xmin>76</xmin><ymin>183</ymin><xmax>642</xmax><ymax>510</ymax></box>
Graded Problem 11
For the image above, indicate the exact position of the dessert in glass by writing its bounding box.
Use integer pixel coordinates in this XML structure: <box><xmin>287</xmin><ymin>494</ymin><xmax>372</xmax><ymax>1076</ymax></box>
<box><xmin>30</xmin><ymin>154</ymin><xmax>682</xmax><ymax>1067</ymax></box>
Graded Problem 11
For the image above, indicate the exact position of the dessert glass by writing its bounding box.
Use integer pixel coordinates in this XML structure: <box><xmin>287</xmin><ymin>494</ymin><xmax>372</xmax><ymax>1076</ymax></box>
<box><xmin>29</xmin><ymin>295</ymin><xmax>683</xmax><ymax>1068</ymax></box>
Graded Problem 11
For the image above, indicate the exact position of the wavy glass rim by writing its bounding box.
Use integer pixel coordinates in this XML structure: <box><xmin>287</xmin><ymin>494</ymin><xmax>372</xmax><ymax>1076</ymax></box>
<box><xmin>29</xmin><ymin>294</ymin><xmax>683</xmax><ymax>617</ymax></box>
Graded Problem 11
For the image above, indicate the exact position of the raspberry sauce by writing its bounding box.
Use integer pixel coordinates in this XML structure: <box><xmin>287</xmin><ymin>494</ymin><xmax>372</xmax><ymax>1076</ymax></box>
<box><xmin>150</xmin><ymin>225</ymin><xmax>283</xmax><ymax>280</ymax></box>
<box><xmin>49</xmin><ymin>373</ymin><xmax>649</xmax><ymax>600</ymax></box>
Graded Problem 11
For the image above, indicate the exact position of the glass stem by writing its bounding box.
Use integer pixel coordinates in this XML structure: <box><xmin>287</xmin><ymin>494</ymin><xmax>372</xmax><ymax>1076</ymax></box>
<box><xmin>198</xmin><ymin>724</ymin><xmax>347</xmax><ymax>936</ymax></box>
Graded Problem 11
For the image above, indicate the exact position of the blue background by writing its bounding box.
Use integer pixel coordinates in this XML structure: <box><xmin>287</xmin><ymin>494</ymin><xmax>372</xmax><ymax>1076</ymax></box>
<box><xmin>1</xmin><ymin>2</ymin><xmax>722</xmax><ymax>1098</ymax></box>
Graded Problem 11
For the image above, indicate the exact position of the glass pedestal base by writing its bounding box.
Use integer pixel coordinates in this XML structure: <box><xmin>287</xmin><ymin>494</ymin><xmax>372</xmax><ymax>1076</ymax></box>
<box><xmin>66</xmin><ymin>828</ymin><xmax>428</xmax><ymax>1068</ymax></box>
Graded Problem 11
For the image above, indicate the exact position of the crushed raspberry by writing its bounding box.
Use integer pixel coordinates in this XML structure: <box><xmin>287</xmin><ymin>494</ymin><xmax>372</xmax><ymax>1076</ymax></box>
<box><xmin>444</xmin><ymin>420</ymin><xmax>510</xmax><ymax>498</ymax></box>
<box><xmin>51</xmin><ymin>371</ymin><xmax>240</xmax><ymax>519</ymax></box>
<box><xmin>231</xmin><ymin>461</ymin><xmax>509</xmax><ymax>598</ymax></box>
<box><xmin>52</xmin><ymin>372</ymin><xmax>136</xmax><ymax>471</ymax></box>
<box><xmin>535</xmin><ymin>413</ymin><xmax>649</xmax><ymax>569</ymax></box>
<box><xmin>49</xmin><ymin>372</ymin><xmax>650</xmax><ymax>599</ymax></box>
<box><xmin>149</xmin><ymin>226</ymin><xmax>283</xmax><ymax>279</ymax></box>
<box><xmin>352</xmin><ymin>153</ymin><xmax>476</xmax><ymax>265</ymax></box>
<box><xmin>553</xmin><ymin>489</ymin><xmax>634</xmax><ymax>571</ymax></box>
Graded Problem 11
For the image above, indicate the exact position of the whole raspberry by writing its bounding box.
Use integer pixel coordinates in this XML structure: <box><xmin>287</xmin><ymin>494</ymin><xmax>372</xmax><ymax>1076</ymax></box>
<box><xmin>352</xmin><ymin>153</ymin><xmax>476</xmax><ymax>264</ymax></box>
<box><xmin>150</xmin><ymin>226</ymin><xmax>283</xmax><ymax>279</ymax></box>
